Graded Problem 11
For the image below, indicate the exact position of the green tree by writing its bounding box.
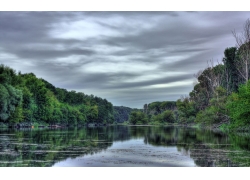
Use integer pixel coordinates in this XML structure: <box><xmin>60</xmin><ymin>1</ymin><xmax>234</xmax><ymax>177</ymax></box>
<box><xmin>223</xmin><ymin>47</ymin><xmax>240</xmax><ymax>93</ymax></box>
<box><xmin>129</xmin><ymin>111</ymin><xmax>148</xmax><ymax>125</ymax></box>
<box><xmin>0</xmin><ymin>84</ymin><xmax>22</xmax><ymax>122</ymax></box>
<box><xmin>227</xmin><ymin>80</ymin><xmax>250</xmax><ymax>128</ymax></box>
<box><xmin>161</xmin><ymin>110</ymin><xmax>175</xmax><ymax>123</ymax></box>
<box><xmin>195</xmin><ymin>87</ymin><xmax>228</xmax><ymax>126</ymax></box>
<box><xmin>9</xmin><ymin>103</ymin><xmax>24</xmax><ymax>124</ymax></box>
<box><xmin>1</xmin><ymin>64</ymin><xmax>115</xmax><ymax>126</ymax></box>
<box><xmin>176</xmin><ymin>98</ymin><xmax>196</xmax><ymax>124</ymax></box>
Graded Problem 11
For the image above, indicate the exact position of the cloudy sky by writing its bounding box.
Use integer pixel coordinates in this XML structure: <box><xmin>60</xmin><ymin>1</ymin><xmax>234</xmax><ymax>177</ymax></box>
<box><xmin>0</xmin><ymin>11</ymin><xmax>250</xmax><ymax>108</ymax></box>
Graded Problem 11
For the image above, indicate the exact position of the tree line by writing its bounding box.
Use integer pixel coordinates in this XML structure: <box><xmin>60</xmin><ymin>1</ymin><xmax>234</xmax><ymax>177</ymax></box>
<box><xmin>177</xmin><ymin>19</ymin><xmax>250</xmax><ymax>130</ymax></box>
<box><xmin>0</xmin><ymin>65</ymin><xmax>114</xmax><ymax>127</ymax></box>
<box><xmin>129</xmin><ymin>19</ymin><xmax>250</xmax><ymax>131</ymax></box>
<box><xmin>129</xmin><ymin>101</ymin><xmax>176</xmax><ymax>125</ymax></box>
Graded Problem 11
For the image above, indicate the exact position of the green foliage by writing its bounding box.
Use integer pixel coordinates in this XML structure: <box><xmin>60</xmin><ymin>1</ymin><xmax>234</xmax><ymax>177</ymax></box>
<box><xmin>9</xmin><ymin>103</ymin><xmax>24</xmax><ymax>124</ymax></box>
<box><xmin>161</xmin><ymin>110</ymin><xmax>175</xmax><ymax>123</ymax></box>
<box><xmin>195</xmin><ymin>108</ymin><xmax>217</xmax><ymax>125</ymax></box>
<box><xmin>219</xmin><ymin>123</ymin><xmax>229</xmax><ymax>132</ymax></box>
<box><xmin>129</xmin><ymin>107</ymin><xmax>176</xmax><ymax>125</ymax></box>
<box><xmin>150</xmin><ymin>110</ymin><xmax>175</xmax><ymax>124</ymax></box>
<box><xmin>158</xmin><ymin>25</ymin><xmax>250</xmax><ymax>129</ymax></box>
<box><xmin>129</xmin><ymin>111</ymin><xmax>148</xmax><ymax>125</ymax></box>
<box><xmin>0</xmin><ymin>64</ymin><xmax>17</xmax><ymax>84</ymax></box>
<box><xmin>0</xmin><ymin>64</ymin><xmax>114</xmax><ymax>126</ymax></box>
<box><xmin>0</xmin><ymin>83</ymin><xmax>22</xmax><ymax>121</ymax></box>
<box><xmin>176</xmin><ymin>98</ymin><xmax>196</xmax><ymax>124</ymax></box>
<box><xmin>195</xmin><ymin>86</ymin><xmax>228</xmax><ymax>125</ymax></box>
<box><xmin>177</xmin><ymin>45</ymin><xmax>246</xmax><ymax>128</ymax></box>
<box><xmin>227</xmin><ymin>80</ymin><xmax>250</xmax><ymax>128</ymax></box>
<box><xmin>160</xmin><ymin>101</ymin><xmax>176</xmax><ymax>109</ymax></box>
<box><xmin>147</xmin><ymin>101</ymin><xmax>176</xmax><ymax>115</ymax></box>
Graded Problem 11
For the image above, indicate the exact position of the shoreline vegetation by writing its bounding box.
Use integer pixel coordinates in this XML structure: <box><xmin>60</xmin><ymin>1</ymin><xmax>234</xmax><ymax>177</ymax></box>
<box><xmin>124</xmin><ymin>19</ymin><xmax>250</xmax><ymax>133</ymax></box>
<box><xmin>1</xmin><ymin>19</ymin><xmax>250</xmax><ymax>133</ymax></box>
<box><xmin>0</xmin><ymin>64</ymin><xmax>115</xmax><ymax>129</ymax></box>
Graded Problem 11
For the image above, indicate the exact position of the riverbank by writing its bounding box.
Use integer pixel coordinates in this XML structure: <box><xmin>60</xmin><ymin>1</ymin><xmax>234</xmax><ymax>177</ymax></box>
<box><xmin>0</xmin><ymin>122</ymin><xmax>111</xmax><ymax>129</ymax></box>
<box><xmin>2</xmin><ymin>121</ymin><xmax>249</xmax><ymax>134</ymax></box>
<box><xmin>120</xmin><ymin>121</ymin><xmax>232</xmax><ymax>133</ymax></box>
<box><xmin>178</xmin><ymin>122</ymin><xmax>250</xmax><ymax>133</ymax></box>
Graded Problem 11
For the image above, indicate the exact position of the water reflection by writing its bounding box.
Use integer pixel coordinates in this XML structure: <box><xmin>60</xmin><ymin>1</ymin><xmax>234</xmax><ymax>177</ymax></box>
<box><xmin>0</xmin><ymin>126</ymin><xmax>250</xmax><ymax>167</ymax></box>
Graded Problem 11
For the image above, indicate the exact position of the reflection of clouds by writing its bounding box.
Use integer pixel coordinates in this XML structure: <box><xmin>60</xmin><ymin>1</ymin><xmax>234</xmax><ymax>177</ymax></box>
<box><xmin>53</xmin><ymin>139</ymin><xmax>196</xmax><ymax>167</ymax></box>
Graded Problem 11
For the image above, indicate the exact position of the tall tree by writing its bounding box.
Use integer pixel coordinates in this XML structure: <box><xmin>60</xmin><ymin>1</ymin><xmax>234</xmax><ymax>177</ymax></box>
<box><xmin>223</xmin><ymin>47</ymin><xmax>240</xmax><ymax>93</ymax></box>
<box><xmin>232</xmin><ymin>18</ymin><xmax>250</xmax><ymax>83</ymax></box>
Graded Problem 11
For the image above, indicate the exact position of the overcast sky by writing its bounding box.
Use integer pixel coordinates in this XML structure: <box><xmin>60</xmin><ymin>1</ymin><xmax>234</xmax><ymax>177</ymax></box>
<box><xmin>0</xmin><ymin>11</ymin><xmax>250</xmax><ymax>108</ymax></box>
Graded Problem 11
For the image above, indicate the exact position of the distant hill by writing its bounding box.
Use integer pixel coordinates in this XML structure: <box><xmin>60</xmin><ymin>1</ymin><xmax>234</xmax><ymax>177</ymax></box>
<box><xmin>114</xmin><ymin>106</ymin><xmax>141</xmax><ymax>123</ymax></box>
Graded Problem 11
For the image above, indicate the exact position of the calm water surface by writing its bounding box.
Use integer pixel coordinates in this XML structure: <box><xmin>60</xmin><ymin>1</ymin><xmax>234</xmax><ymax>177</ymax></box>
<box><xmin>0</xmin><ymin>125</ymin><xmax>250</xmax><ymax>167</ymax></box>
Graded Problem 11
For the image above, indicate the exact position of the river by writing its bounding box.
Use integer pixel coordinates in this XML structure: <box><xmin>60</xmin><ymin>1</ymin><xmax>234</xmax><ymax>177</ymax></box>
<box><xmin>0</xmin><ymin>125</ymin><xmax>250</xmax><ymax>167</ymax></box>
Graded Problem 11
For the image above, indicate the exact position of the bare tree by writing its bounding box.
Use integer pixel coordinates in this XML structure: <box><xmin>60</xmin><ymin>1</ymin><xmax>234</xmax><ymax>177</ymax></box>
<box><xmin>232</xmin><ymin>18</ymin><xmax>250</xmax><ymax>83</ymax></box>
<box><xmin>206</xmin><ymin>60</ymin><xmax>224</xmax><ymax>92</ymax></box>
<box><xmin>198</xmin><ymin>60</ymin><xmax>224</xmax><ymax>96</ymax></box>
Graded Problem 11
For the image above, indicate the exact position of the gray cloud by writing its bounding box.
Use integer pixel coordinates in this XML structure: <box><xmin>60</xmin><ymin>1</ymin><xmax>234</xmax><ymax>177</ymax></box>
<box><xmin>105</xmin><ymin>73</ymin><xmax>193</xmax><ymax>89</ymax></box>
<box><xmin>97</xmin><ymin>84</ymin><xmax>193</xmax><ymax>108</ymax></box>
<box><xmin>7</xmin><ymin>48</ymin><xmax>95</xmax><ymax>60</ymax></box>
<box><xmin>83</xmin><ymin>11</ymin><xmax>180</xmax><ymax>18</ymax></box>
<box><xmin>1</xmin><ymin>11</ymin><xmax>250</xmax><ymax>108</ymax></box>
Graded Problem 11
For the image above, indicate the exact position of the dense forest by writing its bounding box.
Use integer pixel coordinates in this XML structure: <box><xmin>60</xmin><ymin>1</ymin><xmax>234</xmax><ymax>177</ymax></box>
<box><xmin>0</xmin><ymin>65</ymin><xmax>114</xmax><ymax>127</ymax></box>
<box><xmin>129</xmin><ymin>19</ymin><xmax>250</xmax><ymax>131</ymax></box>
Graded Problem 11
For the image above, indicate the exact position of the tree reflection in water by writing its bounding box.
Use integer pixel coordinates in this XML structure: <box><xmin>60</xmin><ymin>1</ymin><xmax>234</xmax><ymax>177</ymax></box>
<box><xmin>0</xmin><ymin>126</ymin><xmax>250</xmax><ymax>167</ymax></box>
